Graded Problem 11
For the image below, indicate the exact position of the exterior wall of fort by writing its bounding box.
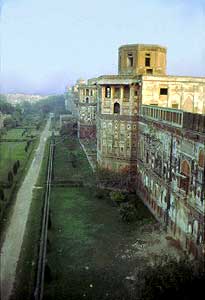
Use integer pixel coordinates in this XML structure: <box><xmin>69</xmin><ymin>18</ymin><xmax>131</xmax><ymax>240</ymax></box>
<box><xmin>141</xmin><ymin>75</ymin><xmax>205</xmax><ymax>114</ymax></box>
<box><xmin>137</xmin><ymin>106</ymin><xmax>205</xmax><ymax>257</ymax></box>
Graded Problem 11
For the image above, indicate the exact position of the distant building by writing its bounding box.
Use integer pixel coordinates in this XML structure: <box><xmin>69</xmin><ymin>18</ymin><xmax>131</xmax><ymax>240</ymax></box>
<box><xmin>77</xmin><ymin>78</ymin><xmax>98</xmax><ymax>139</ymax></box>
<box><xmin>5</xmin><ymin>93</ymin><xmax>47</xmax><ymax>105</ymax></box>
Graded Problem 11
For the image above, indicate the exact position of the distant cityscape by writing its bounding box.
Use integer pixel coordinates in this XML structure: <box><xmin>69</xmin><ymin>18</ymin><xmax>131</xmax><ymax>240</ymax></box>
<box><xmin>4</xmin><ymin>93</ymin><xmax>48</xmax><ymax>105</ymax></box>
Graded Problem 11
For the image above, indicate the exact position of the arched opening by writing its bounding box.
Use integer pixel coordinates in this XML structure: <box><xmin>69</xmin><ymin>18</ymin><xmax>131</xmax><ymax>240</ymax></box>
<box><xmin>182</xmin><ymin>96</ymin><xmax>193</xmax><ymax>112</ymax></box>
<box><xmin>198</xmin><ymin>149</ymin><xmax>205</xmax><ymax>168</ymax></box>
<box><xmin>86</xmin><ymin>97</ymin><xmax>89</xmax><ymax>103</ymax></box>
<box><xmin>180</xmin><ymin>160</ymin><xmax>191</xmax><ymax>194</ymax></box>
<box><xmin>114</xmin><ymin>102</ymin><xmax>120</xmax><ymax>114</ymax></box>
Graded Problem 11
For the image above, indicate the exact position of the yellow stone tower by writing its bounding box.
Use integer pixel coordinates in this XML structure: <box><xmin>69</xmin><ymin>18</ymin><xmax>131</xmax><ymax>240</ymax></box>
<box><xmin>118</xmin><ymin>44</ymin><xmax>167</xmax><ymax>76</ymax></box>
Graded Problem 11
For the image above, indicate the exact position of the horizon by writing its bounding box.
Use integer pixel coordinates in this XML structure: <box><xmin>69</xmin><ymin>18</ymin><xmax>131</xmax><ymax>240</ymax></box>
<box><xmin>1</xmin><ymin>0</ymin><xmax>205</xmax><ymax>95</ymax></box>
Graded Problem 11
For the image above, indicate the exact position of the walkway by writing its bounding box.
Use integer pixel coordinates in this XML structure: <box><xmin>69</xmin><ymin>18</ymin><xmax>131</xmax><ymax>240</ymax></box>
<box><xmin>0</xmin><ymin>118</ymin><xmax>51</xmax><ymax>300</ymax></box>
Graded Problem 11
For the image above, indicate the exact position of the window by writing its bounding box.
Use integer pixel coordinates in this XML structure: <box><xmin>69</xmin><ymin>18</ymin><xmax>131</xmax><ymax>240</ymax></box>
<box><xmin>127</xmin><ymin>53</ymin><xmax>134</xmax><ymax>67</ymax></box>
<box><xmin>180</xmin><ymin>160</ymin><xmax>190</xmax><ymax>194</ymax></box>
<box><xmin>105</xmin><ymin>86</ymin><xmax>111</xmax><ymax>98</ymax></box>
<box><xmin>90</xmin><ymin>90</ymin><xmax>93</xmax><ymax>96</ymax></box>
<box><xmin>160</xmin><ymin>88</ymin><xmax>168</xmax><ymax>95</ymax></box>
<box><xmin>145</xmin><ymin>57</ymin><xmax>150</xmax><ymax>67</ymax></box>
<box><xmin>172</xmin><ymin>103</ymin><xmax>178</xmax><ymax>109</ymax></box>
<box><xmin>114</xmin><ymin>102</ymin><xmax>120</xmax><ymax>114</ymax></box>
<box><xmin>124</xmin><ymin>85</ymin><xmax>130</xmax><ymax>99</ymax></box>
<box><xmin>146</xmin><ymin>69</ymin><xmax>153</xmax><ymax>74</ymax></box>
<box><xmin>198</xmin><ymin>150</ymin><xmax>205</xmax><ymax>168</ymax></box>
<box><xmin>86</xmin><ymin>89</ymin><xmax>89</xmax><ymax>96</ymax></box>
<box><xmin>114</xmin><ymin>87</ymin><xmax>120</xmax><ymax>98</ymax></box>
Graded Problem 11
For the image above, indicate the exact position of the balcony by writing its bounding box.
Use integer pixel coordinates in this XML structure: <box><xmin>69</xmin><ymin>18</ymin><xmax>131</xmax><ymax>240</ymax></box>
<box><xmin>140</xmin><ymin>105</ymin><xmax>183</xmax><ymax>128</ymax></box>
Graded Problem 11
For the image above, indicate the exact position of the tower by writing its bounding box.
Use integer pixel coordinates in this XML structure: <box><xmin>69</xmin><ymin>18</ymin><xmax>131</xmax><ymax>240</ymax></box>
<box><xmin>118</xmin><ymin>44</ymin><xmax>167</xmax><ymax>76</ymax></box>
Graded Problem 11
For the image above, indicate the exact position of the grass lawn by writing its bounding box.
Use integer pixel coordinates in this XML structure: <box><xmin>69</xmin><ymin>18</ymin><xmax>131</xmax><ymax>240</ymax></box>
<box><xmin>0</xmin><ymin>142</ymin><xmax>27</xmax><ymax>182</ymax></box>
<box><xmin>4</xmin><ymin>128</ymin><xmax>25</xmax><ymax>139</ymax></box>
<box><xmin>2</xmin><ymin>127</ymin><xmax>39</xmax><ymax>140</ymax></box>
<box><xmin>53</xmin><ymin>136</ymin><xmax>93</xmax><ymax>183</ymax></box>
<box><xmin>44</xmin><ymin>135</ymin><xmax>155</xmax><ymax>300</ymax></box>
<box><xmin>45</xmin><ymin>187</ymin><xmax>154</xmax><ymax>300</ymax></box>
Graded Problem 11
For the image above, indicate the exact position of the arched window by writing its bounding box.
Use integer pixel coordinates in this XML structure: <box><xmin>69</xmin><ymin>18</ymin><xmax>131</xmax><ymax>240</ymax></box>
<box><xmin>180</xmin><ymin>160</ymin><xmax>191</xmax><ymax>194</ymax></box>
<box><xmin>114</xmin><ymin>102</ymin><xmax>120</xmax><ymax>114</ymax></box>
<box><xmin>86</xmin><ymin>97</ymin><xmax>89</xmax><ymax>103</ymax></box>
<box><xmin>198</xmin><ymin>149</ymin><xmax>205</xmax><ymax>168</ymax></box>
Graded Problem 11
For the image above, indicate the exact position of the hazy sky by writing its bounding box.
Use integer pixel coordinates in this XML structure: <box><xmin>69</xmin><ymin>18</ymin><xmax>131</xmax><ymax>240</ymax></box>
<box><xmin>0</xmin><ymin>0</ymin><xmax>205</xmax><ymax>95</ymax></box>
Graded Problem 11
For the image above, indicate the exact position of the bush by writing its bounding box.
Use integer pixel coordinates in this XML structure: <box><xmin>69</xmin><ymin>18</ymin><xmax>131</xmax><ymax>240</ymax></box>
<box><xmin>110</xmin><ymin>191</ymin><xmax>125</xmax><ymax>203</ymax></box>
<box><xmin>135</xmin><ymin>257</ymin><xmax>204</xmax><ymax>300</ymax></box>
<box><xmin>95</xmin><ymin>189</ymin><xmax>109</xmax><ymax>199</ymax></box>
<box><xmin>119</xmin><ymin>202</ymin><xmax>136</xmax><ymax>223</ymax></box>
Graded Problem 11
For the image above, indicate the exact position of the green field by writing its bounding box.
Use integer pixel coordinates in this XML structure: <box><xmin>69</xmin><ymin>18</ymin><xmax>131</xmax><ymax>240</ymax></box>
<box><xmin>0</xmin><ymin>126</ymin><xmax>41</xmax><ymax>221</ymax></box>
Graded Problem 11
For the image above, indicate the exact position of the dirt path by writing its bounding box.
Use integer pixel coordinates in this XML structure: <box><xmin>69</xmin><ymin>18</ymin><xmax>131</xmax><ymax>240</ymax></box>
<box><xmin>0</xmin><ymin>118</ymin><xmax>51</xmax><ymax>300</ymax></box>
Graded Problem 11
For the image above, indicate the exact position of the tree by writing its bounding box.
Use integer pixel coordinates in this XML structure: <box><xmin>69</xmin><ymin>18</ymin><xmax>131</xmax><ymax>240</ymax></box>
<box><xmin>13</xmin><ymin>162</ymin><xmax>18</xmax><ymax>175</ymax></box>
<box><xmin>8</xmin><ymin>171</ymin><xmax>13</xmax><ymax>185</ymax></box>
<box><xmin>0</xmin><ymin>188</ymin><xmax>5</xmax><ymax>201</ymax></box>
<box><xmin>16</xmin><ymin>160</ymin><xmax>20</xmax><ymax>169</ymax></box>
<box><xmin>3</xmin><ymin>117</ymin><xmax>17</xmax><ymax>129</ymax></box>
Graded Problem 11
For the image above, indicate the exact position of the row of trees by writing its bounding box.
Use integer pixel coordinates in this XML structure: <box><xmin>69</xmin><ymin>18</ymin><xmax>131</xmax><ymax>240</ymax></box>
<box><xmin>1</xmin><ymin>94</ymin><xmax>66</xmax><ymax>131</ymax></box>
<box><xmin>19</xmin><ymin>95</ymin><xmax>66</xmax><ymax>117</ymax></box>
<box><xmin>0</xmin><ymin>160</ymin><xmax>21</xmax><ymax>203</ymax></box>
<box><xmin>0</xmin><ymin>95</ymin><xmax>15</xmax><ymax>114</ymax></box>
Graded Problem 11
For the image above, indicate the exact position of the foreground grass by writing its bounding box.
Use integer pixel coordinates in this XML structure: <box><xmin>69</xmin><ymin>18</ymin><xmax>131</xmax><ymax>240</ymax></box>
<box><xmin>10</xmin><ymin>139</ymin><xmax>50</xmax><ymax>300</ymax></box>
<box><xmin>45</xmin><ymin>185</ymin><xmax>153</xmax><ymax>299</ymax></box>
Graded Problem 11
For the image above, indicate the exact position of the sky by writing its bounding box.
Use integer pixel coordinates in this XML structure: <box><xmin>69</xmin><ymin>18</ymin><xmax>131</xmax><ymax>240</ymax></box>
<box><xmin>0</xmin><ymin>0</ymin><xmax>205</xmax><ymax>95</ymax></box>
